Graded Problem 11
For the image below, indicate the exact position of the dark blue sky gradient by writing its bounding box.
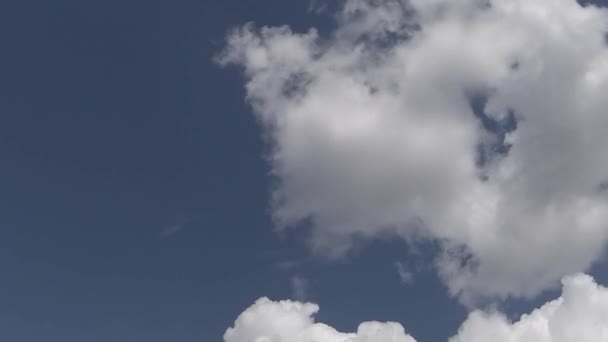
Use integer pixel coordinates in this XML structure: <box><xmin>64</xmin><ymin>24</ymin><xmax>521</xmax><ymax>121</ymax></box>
<box><xmin>0</xmin><ymin>1</ymin><xmax>605</xmax><ymax>341</ymax></box>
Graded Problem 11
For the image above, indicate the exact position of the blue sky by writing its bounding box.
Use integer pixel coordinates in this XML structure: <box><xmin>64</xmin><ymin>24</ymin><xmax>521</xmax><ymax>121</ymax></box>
<box><xmin>2</xmin><ymin>1</ymin><xmax>608</xmax><ymax>341</ymax></box>
<box><xmin>0</xmin><ymin>1</ymin><xmax>460</xmax><ymax>340</ymax></box>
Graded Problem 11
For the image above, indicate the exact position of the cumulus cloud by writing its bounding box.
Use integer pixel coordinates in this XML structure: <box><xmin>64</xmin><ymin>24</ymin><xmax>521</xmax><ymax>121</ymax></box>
<box><xmin>224</xmin><ymin>297</ymin><xmax>417</xmax><ymax>342</ymax></box>
<box><xmin>219</xmin><ymin>0</ymin><xmax>608</xmax><ymax>301</ymax></box>
<box><xmin>224</xmin><ymin>274</ymin><xmax>608</xmax><ymax>342</ymax></box>
<box><xmin>451</xmin><ymin>273</ymin><xmax>608</xmax><ymax>341</ymax></box>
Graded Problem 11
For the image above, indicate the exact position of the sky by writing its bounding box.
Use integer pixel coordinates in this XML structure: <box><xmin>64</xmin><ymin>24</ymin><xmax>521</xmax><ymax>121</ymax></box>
<box><xmin>1</xmin><ymin>0</ymin><xmax>608</xmax><ymax>341</ymax></box>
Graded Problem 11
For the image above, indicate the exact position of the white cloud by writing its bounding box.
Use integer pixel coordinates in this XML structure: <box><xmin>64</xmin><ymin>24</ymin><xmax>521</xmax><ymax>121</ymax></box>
<box><xmin>219</xmin><ymin>0</ymin><xmax>608</xmax><ymax>301</ymax></box>
<box><xmin>224</xmin><ymin>274</ymin><xmax>608</xmax><ymax>342</ymax></box>
<box><xmin>223</xmin><ymin>297</ymin><xmax>417</xmax><ymax>342</ymax></box>
<box><xmin>450</xmin><ymin>273</ymin><xmax>608</xmax><ymax>342</ymax></box>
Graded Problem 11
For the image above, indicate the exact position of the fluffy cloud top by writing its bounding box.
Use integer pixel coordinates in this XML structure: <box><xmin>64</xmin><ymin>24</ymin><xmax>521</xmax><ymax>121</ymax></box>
<box><xmin>224</xmin><ymin>297</ymin><xmax>417</xmax><ymax>342</ymax></box>
<box><xmin>451</xmin><ymin>273</ymin><xmax>608</xmax><ymax>342</ymax></box>
<box><xmin>219</xmin><ymin>0</ymin><xmax>608</xmax><ymax>302</ymax></box>
<box><xmin>224</xmin><ymin>274</ymin><xmax>608</xmax><ymax>342</ymax></box>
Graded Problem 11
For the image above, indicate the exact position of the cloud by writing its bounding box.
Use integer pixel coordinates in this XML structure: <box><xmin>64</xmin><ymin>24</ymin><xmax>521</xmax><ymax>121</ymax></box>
<box><xmin>224</xmin><ymin>273</ymin><xmax>608</xmax><ymax>342</ymax></box>
<box><xmin>291</xmin><ymin>275</ymin><xmax>310</xmax><ymax>301</ymax></box>
<box><xmin>450</xmin><ymin>273</ymin><xmax>608</xmax><ymax>341</ymax></box>
<box><xmin>307</xmin><ymin>0</ymin><xmax>328</xmax><ymax>14</ymax></box>
<box><xmin>394</xmin><ymin>261</ymin><xmax>415</xmax><ymax>285</ymax></box>
<box><xmin>159</xmin><ymin>224</ymin><xmax>184</xmax><ymax>238</ymax></box>
<box><xmin>224</xmin><ymin>297</ymin><xmax>417</xmax><ymax>342</ymax></box>
<box><xmin>219</xmin><ymin>0</ymin><xmax>608</xmax><ymax>302</ymax></box>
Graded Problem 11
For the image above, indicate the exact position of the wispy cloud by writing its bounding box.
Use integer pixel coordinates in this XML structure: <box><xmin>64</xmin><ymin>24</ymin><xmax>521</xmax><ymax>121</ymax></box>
<box><xmin>159</xmin><ymin>224</ymin><xmax>185</xmax><ymax>238</ymax></box>
<box><xmin>290</xmin><ymin>276</ymin><xmax>309</xmax><ymax>301</ymax></box>
<box><xmin>307</xmin><ymin>0</ymin><xmax>328</xmax><ymax>14</ymax></box>
<box><xmin>394</xmin><ymin>261</ymin><xmax>414</xmax><ymax>286</ymax></box>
